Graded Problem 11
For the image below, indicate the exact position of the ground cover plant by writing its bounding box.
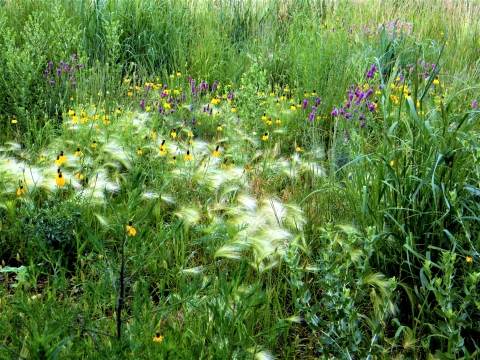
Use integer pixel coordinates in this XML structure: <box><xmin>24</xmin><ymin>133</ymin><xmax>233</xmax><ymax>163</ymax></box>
<box><xmin>0</xmin><ymin>0</ymin><xmax>479</xmax><ymax>358</ymax></box>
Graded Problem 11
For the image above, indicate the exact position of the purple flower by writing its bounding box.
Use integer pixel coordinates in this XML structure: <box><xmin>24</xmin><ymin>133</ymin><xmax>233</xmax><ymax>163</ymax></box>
<box><xmin>212</xmin><ymin>82</ymin><xmax>217</xmax><ymax>91</ymax></box>
<box><xmin>140</xmin><ymin>99</ymin><xmax>145</xmax><ymax>109</ymax></box>
<box><xmin>48</xmin><ymin>61</ymin><xmax>53</xmax><ymax>71</ymax></box>
<box><xmin>57</xmin><ymin>68</ymin><xmax>61</xmax><ymax>77</ymax></box>
<box><xmin>359</xmin><ymin>114</ymin><xmax>365</xmax><ymax>120</ymax></box>
<box><xmin>346</xmin><ymin>101</ymin><xmax>351</xmax><ymax>109</ymax></box>
<box><xmin>302</xmin><ymin>99</ymin><xmax>308</xmax><ymax>109</ymax></box>
<box><xmin>191</xmin><ymin>119</ymin><xmax>196</xmax><ymax>125</ymax></box>
<box><xmin>340</xmin><ymin>108</ymin><xmax>345</xmax><ymax>115</ymax></box>
<box><xmin>331</xmin><ymin>108</ymin><xmax>339</xmax><ymax>117</ymax></box>
<box><xmin>365</xmin><ymin>89</ymin><xmax>373</xmax><ymax>99</ymax></box>
<box><xmin>308</xmin><ymin>112</ymin><xmax>315</xmax><ymax>122</ymax></box>
<box><xmin>72</xmin><ymin>82</ymin><xmax>77</xmax><ymax>88</ymax></box>
<box><xmin>316</xmin><ymin>97</ymin><xmax>322</xmax><ymax>105</ymax></box>
<box><xmin>182</xmin><ymin>93</ymin><xmax>186</xmax><ymax>101</ymax></box>
<box><xmin>72</xmin><ymin>54</ymin><xmax>76</xmax><ymax>63</ymax></box>
<box><xmin>361</xmin><ymin>121</ymin><xmax>366</xmax><ymax>128</ymax></box>
<box><xmin>311</xmin><ymin>106</ymin><xmax>316</xmax><ymax>112</ymax></box>
<box><xmin>345</xmin><ymin>113</ymin><xmax>352</xmax><ymax>119</ymax></box>
<box><xmin>472</xmin><ymin>100</ymin><xmax>478</xmax><ymax>109</ymax></box>
<box><xmin>49</xmin><ymin>80</ymin><xmax>54</xmax><ymax>86</ymax></box>
<box><xmin>44</xmin><ymin>70</ymin><xmax>49</xmax><ymax>78</ymax></box>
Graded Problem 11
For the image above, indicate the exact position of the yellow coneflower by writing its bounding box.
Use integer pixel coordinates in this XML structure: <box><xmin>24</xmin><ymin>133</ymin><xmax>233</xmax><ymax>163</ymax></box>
<box><xmin>290</xmin><ymin>104</ymin><xmax>296</xmax><ymax>111</ymax></box>
<box><xmin>137</xmin><ymin>148</ymin><xmax>143</xmax><ymax>155</ymax></box>
<box><xmin>187</xmin><ymin>131</ymin><xmax>194</xmax><ymax>137</ymax></box>
<box><xmin>390</xmin><ymin>160</ymin><xmax>395</xmax><ymax>167</ymax></box>
<box><xmin>231</xmin><ymin>107</ymin><xmax>236</xmax><ymax>113</ymax></box>
<box><xmin>266</xmin><ymin>119</ymin><xmax>273</xmax><ymax>126</ymax></box>
<box><xmin>153</xmin><ymin>333</ymin><xmax>163</xmax><ymax>342</ymax></box>
<box><xmin>160</xmin><ymin>140</ymin><xmax>166</xmax><ymax>151</ymax></box>
<box><xmin>466</xmin><ymin>256</ymin><xmax>473</xmax><ymax>263</ymax></box>
<box><xmin>244</xmin><ymin>164</ymin><xmax>252</xmax><ymax>173</ymax></box>
<box><xmin>171</xmin><ymin>129</ymin><xmax>177</xmax><ymax>139</ymax></box>
<box><xmin>17</xmin><ymin>186</ymin><xmax>25</xmax><ymax>196</ymax></box>
<box><xmin>433</xmin><ymin>76</ymin><xmax>440</xmax><ymax>85</ymax></box>
<box><xmin>262</xmin><ymin>133</ymin><xmax>269</xmax><ymax>141</ymax></box>
<box><xmin>151</xmin><ymin>131</ymin><xmax>157</xmax><ymax>139</ymax></box>
<box><xmin>217</xmin><ymin>124</ymin><xmax>223</xmax><ymax>132</ymax></box>
<box><xmin>68</xmin><ymin>109</ymin><xmax>75</xmax><ymax>116</ymax></box>
<box><xmin>74</xmin><ymin>147</ymin><xmax>82</xmax><ymax>156</ymax></box>
<box><xmin>11</xmin><ymin>118</ymin><xmax>18</xmax><ymax>124</ymax></box>
<box><xmin>54</xmin><ymin>155</ymin><xmax>62</xmax><ymax>166</ymax></box>
<box><xmin>126</xmin><ymin>221</ymin><xmax>136</xmax><ymax>237</ymax></box>
<box><xmin>312</xmin><ymin>90</ymin><xmax>317</xmax><ymax>96</ymax></box>
<box><xmin>92</xmin><ymin>141</ymin><xmax>97</xmax><ymax>149</ymax></box>
<box><xmin>213</xmin><ymin>146</ymin><xmax>220</xmax><ymax>158</ymax></box>
<box><xmin>261</xmin><ymin>113</ymin><xmax>267</xmax><ymax>121</ymax></box>
<box><xmin>296</xmin><ymin>146</ymin><xmax>302</xmax><ymax>152</ymax></box>
<box><xmin>56</xmin><ymin>170</ymin><xmax>66</xmax><ymax>187</ymax></box>
<box><xmin>145</xmin><ymin>106</ymin><xmax>151</xmax><ymax>112</ymax></box>
<box><xmin>176</xmin><ymin>71</ymin><xmax>182</xmax><ymax>77</ymax></box>
<box><xmin>39</xmin><ymin>155</ymin><xmax>45</xmax><ymax>162</ymax></box>
<box><xmin>116</xmin><ymin>108</ymin><xmax>122</xmax><ymax>114</ymax></box>
<box><xmin>72</xmin><ymin>114</ymin><xmax>79</xmax><ymax>123</ymax></box>
<box><xmin>185</xmin><ymin>150</ymin><xmax>192</xmax><ymax>161</ymax></box>
<box><xmin>59</xmin><ymin>151</ymin><xmax>66</xmax><ymax>164</ymax></box>
<box><xmin>74</xmin><ymin>172</ymin><xmax>84</xmax><ymax>180</ymax></box>
<box><xmin>171</xmin><ymin>156</ymin><xmax>177</xmax><ymax>164</ymax></box>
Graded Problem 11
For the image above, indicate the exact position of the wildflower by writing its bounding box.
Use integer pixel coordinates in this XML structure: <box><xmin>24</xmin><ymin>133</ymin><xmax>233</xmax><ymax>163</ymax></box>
<box><xmin>390</xmin><ymin>160</ymin><xmax>395</xmax><ymax>167</ymax></box>
<box><xmin>231</xmin><ymin>107</ymin><xmax>236</xmax><ymax>113</ymax></box>
<box><xmin>11</xmin><ymin>118</ymin><xmax>18</xmax><ymax>124</ymax></box>
<box><xmin>261</xmin><ymin>113</ymin><xmax>267</xmax><ymax>121</ymax></box>
<box><xmin>92</xmin><ymin>141</ymin><xmax>97</xmax><ymax>149</ymax></box>
<box><xmin>466</xmin><ymin>256</ymin><xmax>473</xmax><ymax>263</ymax></box>
<box><xmin>473</xmin><ymin>100</ymin><xmax>478</xmax><ymax>109</ymax></box>
<box><xmin>433</xmin><ymin>76</ymin><xmax>439</xmax><ymax>85</ymax></box>
<box><xmin>126</xmin><ymin>221</ymin><xmax>136</xmax><ymax>237</ymax></box>
<box><xmin>213</xmin><ymin>146</ymin><xmax>220</xmax><ymax>157</ymax></box>
<box><xmin>56</xmin><ymin>170</ymin><xmax>66</xmax><ymax>187</ymax></box>
<box><xmin>145</xmin><ymin>106</ymin><xmax>151</xmax><ymax>112</ymax></box>
<box><xmin>68</xmin><ymin>109</ymin><xmax>75</xmax><ymax>116</ymax></box>
<box><xmin>153</xmin><ymin>333</ymin><xmax>163</xmax><ymax>342</ymax></box>
<box><xmin>171</xmin><ymin>156</ymin><xmax>177</xmax><ymax>164</ymax></box>
<box><xmin>185</xmin><ymin>150</ymin><xmax>193</xmax><ymax>161</ymax></box>
<box><xmin>124</xmin><ymin>78</ymin><xmax>131</xmax><ymax>83</ymax></box>
<box><xmin>276</xmin><ymin>100</ymin><xmax>280</xmax><ymax>106</ymax></box>
<box><xmin>74</xmin><ymin>147</ymin><xmax>82</xmax><ymax>156</ymax></box>
<box><xmin>311</xmin><ymin>90</ymin><xmax>317</xmax><ymax>96</ymax></box>
<box><xmin>55</xmin><ymin>155</ymin><xmax>62</xmax><ymax>166</ymax></box>
<box><xmin>74</xmin><ymin>172</ymin><xmax>84</xmax><ymax>180</ymax></box>
<box><xmin>266</xmin><ymin>119</ymin><xmax>272</xmax><ymax>126</ymax></box>
<box><xmin>244</xmin><ymin>164</ymin><xmax>252</xmax><ymax>173</ymax></box>
<box><xmin>170</xmin><ymin>129</ymin><xmax>177</xmax><ymax>139</ymax></box>
<box><xmin>262</xmin><ymin>133</ymin><xmax>269</xmax><ymax>141</ymax></box>
<box><xmin>39</xmin><ymin>155</ymin><xmax>45</xmax><ymax>162</ymax></box>
<box><xmin>221</xmin><ymin>159</ymin><xmax>227</xmax><ymax>169</ymax></box>
<box><xmin>137</xmin><ymin>148</ymin><xmax>143</xmax><ymax>155</ymax></box>
<box><xmin>17</xmin><ymin>186</ymin><xmax>25</xmax><ymax>196</ymax></box>
<box><xmin>290</xmin><ymin>104</ymin><xmax>296</xmax><ymax>111</ymax></box>
<box><xmin>217</xmin><ymin>124</ymin><xmax>223</xmax><ymax>131</ymax></box>
<box><xmin>296</xmin><ymin>146</ymin><xmax>302</xmax><ymax>152</ymax></box>
<box><xmin>331</xmin><ymin>108</ymin><xmax>339</xmax><ymax>117</ymax></box>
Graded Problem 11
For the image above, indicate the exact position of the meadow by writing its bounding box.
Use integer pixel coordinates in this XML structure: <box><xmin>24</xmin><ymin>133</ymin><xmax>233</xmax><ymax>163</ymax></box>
<box><xmin>0</xmin><ymin>0</ymin><xmax>479</xmax><ymax>358</ymax></box>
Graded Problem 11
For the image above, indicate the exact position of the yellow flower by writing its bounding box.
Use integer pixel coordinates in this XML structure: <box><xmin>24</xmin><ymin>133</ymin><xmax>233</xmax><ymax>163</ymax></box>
<box><xmin>231</xmin><ymin>107</ymin><xmax>236</xmax><ymax>113</ymax></box>
<box><xmin>296</xmin><ymin>146</ymin><xmax>302</xmax><ymax>152</ymax></box>
<box><xmin>151</xmin><ymin>131</ymin><xmax>157</xmax><ymax>139</ymax></box>
<box><xmin>68</xmin><ymin>109</ymin><xmax>75</xmax><ymax>116</ymax></box>
<box><xmin>153</xmin><ymin>333</ymin><xmax>163</xmax><ymax>342</ymax></box>
<box><xmin>433</xmin><ymin>76</ymin><xmax>439</xmax><ymax>85</ymax></box>
<box><xmin>266</xmin><ymin>119</ymin><xmax>272</xmax><ymax>126</ymax></box>
<box><xmin>127</xmin><ymin>91</ymin><xmax>133</xmax><ymax>97</ymax></box>
<box><xmin>145</xmin><ymin>106</ymin><xmax>151</xmax><ymax>112</ymax></box>
<box><xmin>171</xmin><ymin>129</ymin><xmax>177</xmax><ymax>139</ymax></box>
<box><xmin>124</xmin><ymin>78</ymin><xmax>131</xmax><ymax>83</ymax></box>
<box><xmin>72</xmin><ymin>115</ymin><xmax>79</xmax><ymax>123</ymax></box>
<box><xmin>290</xmin><ymin>105</ymin><xmax>296</xmax><ymax>111</ymax></box>
<box><xmin>116</xmin><ymin>108</ymin><xmax>122</xmax><ymax>114</ymax></box>
<box><xmin>92</xmin><ymin>141</ymin><xmax>97</xmax><ymax>149</ymax></box>
<box><xmin>176</xmin><ymin>71</ymin><xmax>181</xmax><ymax>77</ymax></box>
<box><xmin>74</xmin><ymin>148</ymin><xmax>83</xmax><ymax>156</ymax></box>
<box><xmin>220</xmin><ymin>162</ymin><xmax>227</xmax><ymax>169</ymax></box>
<box><xmin>187</xmin><ymin>131</ymin><xmax>193</xmax><ymax>137</ymax></box>
<box><xmin>137</xmin><ymin>148</ymin><xmax>143</xmax><ymax>155</ymax></box>
<box><xmin>466</xmin><ymin>256</ymin><xmax>473</xmax><ymax>263</ymax></box>
<box><xmin>217</xmin><ymin>125</ymin><xmax>223</xmax><ymax>132</ymax></box>
<box><xmin>262</xmin><ymin>133</ymin><xmax>269</xmax><ymax>141</ymax></box>
<box><xmin>17</xmin><ymin>186</ymin><xmax>25</xmax><ymax>196</ymax></box>
<box><xmin>126</xmin><ymin>221</ymin><xmax>136</xmax><ymax>237</ymax></box>
<box><xmin>74</xmin><ymin>172</ymin><xmax>84</xmax><ymax>180</ymax></box>
<box><xmin>39</xmin><ymin>155</ymin><xmax>45</xmax><ymax>162</ymax></box>
<box><xmin>59</xmin><ymin>151</ymin><xmax>66</xmax><ymax>164</ymax></box>
<box><xmin>213</xmin><ymin>146</ymin><xmax>220</xmax><ymax>158</ymax></box>
<box><xmin>261</xmin><ymin>113</ymin><xmax>267</xmax><ymax>121</ymax></box>
<box><xmin>56</xmin><ymin>170</ymin><xmax>66</xmax><ymax>187</ymax></box>
<box><xmin>185</xmin><ymin>150</ymin><xmax>192</xmax><ymax>161</ymax></box>
<box><xmin>11</xmin><ymin>119</ymin><xmax>18</xmax><ymax>124</ymax></box>
<box><xmin>390</xmin><ymin>160</ymin><xmax>395</xmax><ymax>167</ymax></box>
<box><xmin>171</xmin><ymin>156</ymin><xmax>177</xmax><ymax>164</ymax></box>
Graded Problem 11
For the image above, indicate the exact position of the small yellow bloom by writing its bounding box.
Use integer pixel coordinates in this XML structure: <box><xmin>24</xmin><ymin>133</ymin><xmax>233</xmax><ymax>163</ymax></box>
<box><xmin>213</xmin><ymin>146</ymin><xmax>220</xmax><ymax>158</ymax></box>
<box><xmin>217</xmin><ymin>125</ymin><xmax>223</xmax><ymax>131</ymax></box>
<box><xmin>124</xmin><ymin>78</ymin><xmax>131</xmax><ymax>83</ymax></box>
<box><xmin>262</xmin><ymin>133</ymin><xmax>269</xmax><ymax>141</ymax></box>
<box><xmin>171</xmin><ymin>156</ymin><xmax>177</xmax><ymax>164</ymax></box>
<box><xmin>153</xmin><ymin>333</ymin><xmax>163</xmax><ymax>342</ymax></box>
<box><xmin>261</xmin><ymin>113</ymin><xmax>267</xmax><ymax>121</ymax></box>
<box><xmin>137</xmin><ymin>148</ymin><xmax>143</xmax><ymax>155</ymax></box>
<box><xmin>466</xmin><ymin>256</ymin><xmax>473</xmax><ymax>263</ymax></box>
<box><xmin>39</xmin><ymin>156</ymin><xmax>45</xmax><ymax>162</ymax></box>
<box><xmin>185</xmin><ymin>150</ymin><xmax>192</xmax><ymax>161</ymax></box>
<box><xmin>11</xmin><ymin>119</ymin><xmax>18</xmax><ymax>124</ymax></box>
<box><xmin>127</xmin><ymin>91</ymin><xmax>133</xmax><ymax>97</ymax></box>
<box><xmin>126</xmin><ymin>222</ymin><xmax>136</xmax><ymax>237</ymax></box>
<box><xmin>68</xmin><ymin>109</ymin><xmax>75</xmax><ymax>116</ymax></box>
<box><xmin>433</xmin><ymin>76</ymin><xmax>440</xmax><ymax>85</ymax></box>
<box><xmin>390</xmin><ymin>160</ymin><xmax>395</xmax><ymax>167</ymax></box>
<box><xmin>296</xmin><ymin>146</ymin><xmax>302</xmax><ymax>152</ymax></box>
<box><xmin>276</xmin><ymin>119</ymin><xmax>281</xmax><ymax>125</ymax></box>
<box><xmin>56</xmin><ymin>170</ymin><xmax>66</xmax><ymax>187</ymax></box>
<box><xmin>145</xmin><ymin>106</ymin><xmax>151</xmax><ymax>112</ymax></box>
<box><xmin>187</xmin><ymin>131</ymin><xmax>193</xmax><ymax>137</ymax></box>
<box><xmin>171</xmin><ymin>129</ymin><xmax>177</xmax><ymax>139</ymax></box>
<box><xmin>74</xmin><ymin>172</ymin><xmax>84</xmax><ymax>180</ymax></box>
<box><xmin>17</xmin><ymin>186</ymin><xmax>25</xmax><ymax>196</ymax></box>
<box><xmin>92</xmin><ymin>141</ymin><xmax>97</xmax><ymax>149</ymax></box>
<box><xmin>231</xmin><ymin>107</ymin><xmax>236</xmax><ymax>113</ymax></box>
<box><xmin>221</xmin><ymin>162</ymin><xmax>227</xmax><ymax>169</ymax></box>
<box><xmin>74</xmin><ymin>148</ymin><xmax>83</xmax><ymax>156</ymax></box>
<box><xmin>290</xmin><ymin>105</ymin><xmax>296</xmax><ymax>111</ymax></box>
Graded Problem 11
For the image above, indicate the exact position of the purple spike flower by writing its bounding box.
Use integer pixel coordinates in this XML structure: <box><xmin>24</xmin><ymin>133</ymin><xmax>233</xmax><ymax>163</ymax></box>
<box><xmin>331</xmin><ymin>108</ymin><xmax>339</xmax><ymax>117</ymax></box>
<box><xmin>472</xmin><ymin>100</ymin><xmax>478</xmax><ymax>109</ymax></box>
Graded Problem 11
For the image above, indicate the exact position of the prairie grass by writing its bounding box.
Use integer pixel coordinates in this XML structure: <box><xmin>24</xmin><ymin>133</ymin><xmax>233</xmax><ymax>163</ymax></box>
<box><xmin>0</xmin><ymin>0</ymin><xmax>479</xmax><ymax>359</ymax></box>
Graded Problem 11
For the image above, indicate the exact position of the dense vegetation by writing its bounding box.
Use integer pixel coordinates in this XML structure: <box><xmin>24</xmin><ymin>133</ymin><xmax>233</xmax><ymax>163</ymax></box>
<box><xmin>1</xmin><ymin>0</ymin><xmax>479</xmax><ymax>358</ymax></box>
